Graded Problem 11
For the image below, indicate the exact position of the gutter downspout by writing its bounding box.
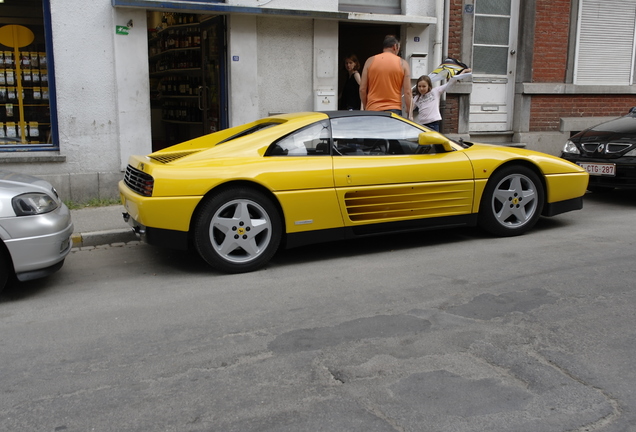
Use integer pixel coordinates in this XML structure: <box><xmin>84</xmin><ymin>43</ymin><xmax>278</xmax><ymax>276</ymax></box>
<box><xmin>443</xmin><ymin>0</ymin><xmax>450</xmax><ymax>60</ymax></box>
<box><xmin>433</xmin><ymin>0</ymin><xmax>445</xmax><ymax>70</ymax></box>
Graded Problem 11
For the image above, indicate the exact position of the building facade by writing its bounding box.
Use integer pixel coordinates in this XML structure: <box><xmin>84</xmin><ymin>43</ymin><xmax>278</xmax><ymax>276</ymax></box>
<box><xmin>2</xmin><ymin>0</ymin><xmax>636</xmax><ymax>201</ymax></box>
<box><xmin>442</xmin><ymin>0</ymin><xmax>636</xmax><ymax>154</ymax></box>
<box><xmin>1</xmin><ymin>0</ymin><xmax>442</xmax><ymax>200</ymax></box>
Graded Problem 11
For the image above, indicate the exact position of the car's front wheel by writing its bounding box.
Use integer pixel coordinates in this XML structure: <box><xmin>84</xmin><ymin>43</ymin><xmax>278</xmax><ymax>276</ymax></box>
<box><xmin>478</xmin><ymin>165</ymin><xmax>544</xmax><ymax>237</ymax></box>
<box><xmin>0</xmin><ymin>245</ymin><xmax>11</xmax><ymax>294</ymax></box>
<box><xmin>193</xmin><ymin>187</ymin><xmax>282</xmax><ymax>273</ymax></box>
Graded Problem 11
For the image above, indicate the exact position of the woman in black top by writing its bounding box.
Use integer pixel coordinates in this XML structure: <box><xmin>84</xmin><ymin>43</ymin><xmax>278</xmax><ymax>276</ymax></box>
<box><xmin>340</xmin><ymin>54</ymin><xmax>361</xmax><ymax>110</ymax></box>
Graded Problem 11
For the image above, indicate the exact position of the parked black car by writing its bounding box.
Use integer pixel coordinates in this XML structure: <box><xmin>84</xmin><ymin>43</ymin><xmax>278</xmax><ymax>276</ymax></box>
<box><xmin>561</xmin><ymin>108</ymin><xmax>636</xmax><ymax>192</ymax></box>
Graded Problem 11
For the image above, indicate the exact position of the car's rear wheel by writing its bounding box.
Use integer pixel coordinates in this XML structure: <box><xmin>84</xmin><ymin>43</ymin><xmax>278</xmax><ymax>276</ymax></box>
<box><xmin>193</xmin><ymin>187</ymin><xmax>282</xmax><ymax>273</ymax></box>
<box><xmin>478</xmin><ymin>165</ymin><xmax>544</xmax><ymax>237</ymax></box>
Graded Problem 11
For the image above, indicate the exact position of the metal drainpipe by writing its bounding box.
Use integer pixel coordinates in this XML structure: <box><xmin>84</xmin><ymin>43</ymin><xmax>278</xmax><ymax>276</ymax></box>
<box><xmin>443</xmin><ymin>0</ymin><xmax>450</xmax><ymax>60</ymax></box>
<box><xmin>433</xmin><ymin>0</ymin><xmax>445</xmax><ymax>70</ymax></box>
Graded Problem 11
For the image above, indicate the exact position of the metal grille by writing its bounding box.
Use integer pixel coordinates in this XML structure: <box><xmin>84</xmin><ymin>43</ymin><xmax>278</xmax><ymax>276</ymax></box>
<box><xmin>581</xmin><ymin>143</ymin><xmax>602</xmax><ymax>154</ymax></box>
<box><xmin>607</xmin><ymin>143</ymin><xmax>633</xmax><ymax>153</ymax></box>
<box><xmin>124</xmin><ymin>165</ymin><xmax>154</xmax><ymax>197</ymax></box>
<box><xmin>582</xmin><ymin>142</ymin><xmax>634</xmax><ymax>155</ymax></box>
<box><xmin>149</xmin><ymin>151</ymin><xmax>199</xmax><ymax>164</ymax></box>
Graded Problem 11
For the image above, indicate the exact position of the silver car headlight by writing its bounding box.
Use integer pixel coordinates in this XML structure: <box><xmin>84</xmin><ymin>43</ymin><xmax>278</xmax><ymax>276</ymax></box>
<box><xmin>12</xmin><ymin>193</ymin><xmax>59</xmax><ymax>216</ymax></box>
<box><xmin>563</xmin><ymin>140</ymin><xmax>580</xmax><ymax>154</ymax></box>
<box><xmin>625</xmin><ymin>148</ymin><xmax>636</xmax><ymax>157</ymax></box>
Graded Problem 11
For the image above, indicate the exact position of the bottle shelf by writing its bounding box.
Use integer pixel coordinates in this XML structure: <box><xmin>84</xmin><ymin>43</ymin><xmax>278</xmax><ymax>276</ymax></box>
<box><xmin>148</xmin><ymin>12</ymin><xmax>222</xmax><ymax>148</ymax></box>
<box><xmin>162</xmin><ymin>119</ymin><xmax>203</xmax><ymax>125</ymax></box>
<box><xmin>150</xmin><ymin>67</ymin><xmax>201</xmax><ymax>77</ymax></box>
<box><xmin>149</xmin><ymin>47</ymin><xmax>201</xmax><ymax>61</ymax></box>
<box><xmin>161</xmin><ymin>95</ymin><xmax>199</xmax><ymax>99</ymax></box>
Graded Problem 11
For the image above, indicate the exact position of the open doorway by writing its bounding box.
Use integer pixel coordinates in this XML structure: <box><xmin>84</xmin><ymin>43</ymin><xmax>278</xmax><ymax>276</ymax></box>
<box><xmin>338</xmin><ymin>22</ymin><xmax>400</xmax><ymax>110</ymax></box>
<box><xmin>146</xmin><ymin>12</ymin><xmax>228</xmax><ymax>151</ymax></box>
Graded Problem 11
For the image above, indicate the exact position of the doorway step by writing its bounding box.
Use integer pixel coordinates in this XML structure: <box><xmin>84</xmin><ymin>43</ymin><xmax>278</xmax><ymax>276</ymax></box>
<box><xmin>468</xmin><ymin>131</ymin><xmax>526</xmax><ymax>148</ymax></box>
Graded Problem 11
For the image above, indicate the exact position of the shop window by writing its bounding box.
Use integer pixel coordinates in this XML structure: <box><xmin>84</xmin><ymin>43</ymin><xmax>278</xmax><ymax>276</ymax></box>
<box><xmin>0</xmin><ymin>0</ymin><xmax>55</xmax><ymax>150</ymax></box>
<box><xmin>339</xmin><ymin>0</ymin><xmax>401</xmax><ymax>14</ymax></box>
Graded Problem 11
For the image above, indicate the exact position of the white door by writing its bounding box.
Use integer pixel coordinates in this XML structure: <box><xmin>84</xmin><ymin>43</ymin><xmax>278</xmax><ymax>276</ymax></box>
<box><xmin>469</xmin><ymin>0</ymin><xmax>520</xmax><ymax>132</ymax></box>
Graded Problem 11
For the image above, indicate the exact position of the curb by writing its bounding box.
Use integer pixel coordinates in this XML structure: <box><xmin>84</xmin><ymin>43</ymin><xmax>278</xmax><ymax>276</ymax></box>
<box><xmin>71</xmin><ymin>228</ymin><xmax>139</xmax><ymax>248</ymax></box>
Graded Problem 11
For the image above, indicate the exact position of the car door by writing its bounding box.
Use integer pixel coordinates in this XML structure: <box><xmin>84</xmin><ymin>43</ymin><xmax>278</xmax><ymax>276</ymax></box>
<box><xmin>330</xmin><ymin>115</ymin><xmax>475</xmax><ymax>226</ymax></box>
<box><xmin>263</xmin><ymin>120</ymin><xmax>343</xmax><ymax>234</ymax></box>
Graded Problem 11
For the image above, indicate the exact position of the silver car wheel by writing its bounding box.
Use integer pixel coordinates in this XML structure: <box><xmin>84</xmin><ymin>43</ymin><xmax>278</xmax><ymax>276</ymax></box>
<box><xmin>491</xmin><ymin>173</ymin><xmax>538</xmax><ymax>228</ymax></box>
<box><xmin>210</xmin><ymin>198</ymin><xmax>273</xmax><ymax>264</ymax></box>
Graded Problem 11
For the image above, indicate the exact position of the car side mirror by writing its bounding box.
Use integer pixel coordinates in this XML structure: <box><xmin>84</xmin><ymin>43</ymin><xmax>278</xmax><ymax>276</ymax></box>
<box><xmin>418</xmin><ymin>132</ymin><xmax>454</xmax><ymax>152</ymax></box>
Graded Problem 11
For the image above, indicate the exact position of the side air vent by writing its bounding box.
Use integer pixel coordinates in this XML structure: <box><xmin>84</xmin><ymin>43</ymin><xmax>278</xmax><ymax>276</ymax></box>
<box><xmin>344</xmin><ymin>183</ymin><xmax>473</xmax><ymax>222</ymax></box>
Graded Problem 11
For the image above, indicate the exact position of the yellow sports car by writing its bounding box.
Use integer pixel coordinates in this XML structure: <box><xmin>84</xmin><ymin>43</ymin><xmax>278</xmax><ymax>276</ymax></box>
<box><xmin>119</xmin><ymin>111</ymin><xmax>588</xmax><ymax>273</ymax></box>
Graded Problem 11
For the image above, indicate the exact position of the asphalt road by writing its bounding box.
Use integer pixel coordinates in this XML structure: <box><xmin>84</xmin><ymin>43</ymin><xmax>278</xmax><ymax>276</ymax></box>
<box><xmin>1</xmin><ymin>191</ymin><xmax>636</xmax><ymax>432</ymax></box>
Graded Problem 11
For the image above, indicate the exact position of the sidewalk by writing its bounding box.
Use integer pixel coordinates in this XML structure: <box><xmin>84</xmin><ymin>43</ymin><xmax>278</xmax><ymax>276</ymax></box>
<box><xmin>70</xmin><ymin>205</ymin><xmax>138</xmax><ymax>248</ymax></box>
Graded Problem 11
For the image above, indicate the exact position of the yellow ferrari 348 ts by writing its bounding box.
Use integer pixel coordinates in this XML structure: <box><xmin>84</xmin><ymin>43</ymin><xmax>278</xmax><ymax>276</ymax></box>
<box><xmin>119</xmin><ymin>111</ymin><xmax>588</xmax><ymax>273</ymax></box>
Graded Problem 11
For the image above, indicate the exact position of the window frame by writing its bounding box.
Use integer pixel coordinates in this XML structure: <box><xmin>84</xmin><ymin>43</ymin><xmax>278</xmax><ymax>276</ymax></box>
<box><xmin>338</xmin><ymin>0</ymin><xmax>401</xmax><ymax>15</ymax></box>
<box><xmin>266</xmin><ymin>120</ymin><xmax>332</xmax><ymax>157</ymax></box>
<box><xmin>0</xmin><ymin>0</ymin><xmax>58</xmax><ymax>152</ymax></box>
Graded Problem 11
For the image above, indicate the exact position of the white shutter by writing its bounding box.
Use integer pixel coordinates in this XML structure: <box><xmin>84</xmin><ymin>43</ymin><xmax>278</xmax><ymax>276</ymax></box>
<box><xmin>575</xmin><ymin>0</ymin><xmax>636</xmax><ymax>85</ymax></box>
<box><xmin>339</xmin><ymin>0</ymin><xmax>401</xmax><ymax>14</ymax></box>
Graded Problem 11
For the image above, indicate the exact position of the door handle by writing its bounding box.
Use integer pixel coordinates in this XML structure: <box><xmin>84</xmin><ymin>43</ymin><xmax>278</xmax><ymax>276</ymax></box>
<box><xmin>510</xmin><ymin>49</ymin><xmax>516</xmax><ymax>55</ymax></box>
<box><xmin>197</xmin><ymin>86</ymin><xmax>204</xmax><ymax>110</ymax></box>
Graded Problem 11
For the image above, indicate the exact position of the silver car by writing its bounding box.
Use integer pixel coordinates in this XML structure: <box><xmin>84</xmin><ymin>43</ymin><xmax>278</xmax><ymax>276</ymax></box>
<box><xmin>0</xmin><ymin>171</ymin><xmax>73</xmax><ymax>293</ymax></box>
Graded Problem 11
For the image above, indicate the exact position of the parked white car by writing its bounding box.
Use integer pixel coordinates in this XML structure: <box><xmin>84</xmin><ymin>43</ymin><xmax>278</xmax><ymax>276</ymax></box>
<box><xmin>0</xmin><ymin>171</ymin><xmax>73</xmax><ymax>293</ymax></box>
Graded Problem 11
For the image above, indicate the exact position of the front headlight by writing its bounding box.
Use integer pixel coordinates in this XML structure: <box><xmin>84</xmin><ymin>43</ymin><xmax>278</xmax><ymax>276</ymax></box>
<box><xmin>12</xmin><ymin>193</ymin><xmax>59</xmax><ymax>216</ymax></box>
<box><xmin>563</xmin><ymin>140</ymin><xmax>580</xmax><ymax>154</ymax></box>
<box><xmin>625</xmin><ymin>148</ymin><xmax>636</xmax><ymax>157</ymax></box>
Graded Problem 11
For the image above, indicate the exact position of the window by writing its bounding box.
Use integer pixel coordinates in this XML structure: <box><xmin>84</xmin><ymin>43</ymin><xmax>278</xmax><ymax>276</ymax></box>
<box><xmin>575</xmin><ymin>0</ymin><xmax>636</xmax><ymax>85</ymax></box>
<box><xmin>339</xmin><ymin>0</ymin><xmax>401</xmax><ymax>15</ymax></box>
<box><xmin>473</xmin><ymin>0</ymin><xmax>511</xmax><ymax>76</ymax></box>
<box><xmin>330</xmin><ymin>116</ymin><xmax>427</xmax><ymax>155</ymax></box>
<box><xmin>218</xmin><ymin>122</ymin><xmax>279</xmax><ymax>145</ymax></box>
<box><xmin>0</xmin><ymin>0</ymin><xmax>55</xmax><ymax>150</ymax></box>
<box><xmin>268</xmin><ymin>121</ymin><xmax>331</xmax><ymax>156</ymax></box>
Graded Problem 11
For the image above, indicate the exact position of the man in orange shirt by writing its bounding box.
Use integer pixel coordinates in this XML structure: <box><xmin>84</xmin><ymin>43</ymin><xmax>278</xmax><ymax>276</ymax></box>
<box><xmin>359</xmin><ymin>35</ymin><xmax>413</xmax><ymax>119</ymax></box>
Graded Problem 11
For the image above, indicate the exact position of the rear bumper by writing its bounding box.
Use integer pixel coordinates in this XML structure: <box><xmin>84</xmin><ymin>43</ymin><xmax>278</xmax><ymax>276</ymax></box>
<box><xmin>123</xmin><ymin>212</ymin><xmax>189</xmax><ymax>250</ymax></box>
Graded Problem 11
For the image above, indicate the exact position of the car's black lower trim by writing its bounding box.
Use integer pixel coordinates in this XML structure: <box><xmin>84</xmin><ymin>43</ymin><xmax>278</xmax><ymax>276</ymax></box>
<box><xmin>145</xmin><ymin>227</ymin><xmax>189</xmax><ymax>250</ymax></box>
<box><xmin>349</xmin><ymin>214</ymin><xmax>477</xmax><ymax>236</ymax></box>
<box><xmin>16</xmin><ymin>259</ymin><xmax>65</xmax><ymax>282</ymax></box>
<box><xmin>542</xmin><ymin>196</ymin><xmax>583</xmax><ymax>217</ymax></box>
<box><xmin>285</xmin><ymin>214</ymin><xmax>478</xmax><ymax>249</ymax></box>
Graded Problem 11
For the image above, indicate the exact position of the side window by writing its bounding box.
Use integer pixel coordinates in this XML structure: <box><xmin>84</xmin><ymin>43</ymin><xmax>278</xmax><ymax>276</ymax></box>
<box><xmin>267</xmin><ymin>121</ymin><xmax>331</xmax><ymax>156</ymax></box>
<box><xmin>330</xmin><ymin>116</ymin><xmax>427</xmax><ymax>155</ymax></box>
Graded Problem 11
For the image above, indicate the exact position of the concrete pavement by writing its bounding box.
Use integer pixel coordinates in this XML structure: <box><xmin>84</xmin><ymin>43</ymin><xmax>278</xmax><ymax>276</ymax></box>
<box><xmin>70</xmin><ymin>205</ymin><xmax>138</xmax><ymax>248</ymax></box>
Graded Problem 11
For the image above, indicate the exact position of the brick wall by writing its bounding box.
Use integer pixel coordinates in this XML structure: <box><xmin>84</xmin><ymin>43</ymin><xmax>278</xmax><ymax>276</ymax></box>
<box><xmin>441</xmin><ymin>0</ymin><xmax>464</xmax><ymax>133</ymax></box>
<box><xmin>532</xmin><ymin>0</ymin><xmax>571</xmax><ymax>83</ymax></box>
<box><xmin>439</xmin><ymin>0</ymin><xmax>631</xmax><ymax>134</ymax></box>
<box><xmin>441</xmin><ymin>96</ymin><xmax>459</xmax><ymax>134</ymax></box>
<box><xmin>530</xmin><ymin>0</ymin><xmax>636</xmax><ymax>131</ymax></box>
<box><xmin>447</xmin><ymin>0</ymin><xmax>463</xmax><ymax>59</ymax></box>
<box><xmin>530</xmin><ymin>95</ymin><xmax>636</xmax><ymax>131</ymax></box>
